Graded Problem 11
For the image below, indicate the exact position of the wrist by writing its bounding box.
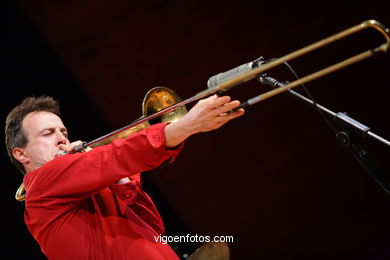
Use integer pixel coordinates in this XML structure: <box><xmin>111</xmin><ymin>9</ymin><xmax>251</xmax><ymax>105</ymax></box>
<box><xmin>165</xmin><ymin>120</ymin><xmax>194</xmax><ymax>148</ymax></box>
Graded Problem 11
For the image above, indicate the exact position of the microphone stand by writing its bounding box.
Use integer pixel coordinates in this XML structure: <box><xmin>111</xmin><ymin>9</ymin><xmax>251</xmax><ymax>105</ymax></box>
<box><xmin>256</xmin><ymin>73</ymin><xmax>390</xmax><ymax>195</ymax></box>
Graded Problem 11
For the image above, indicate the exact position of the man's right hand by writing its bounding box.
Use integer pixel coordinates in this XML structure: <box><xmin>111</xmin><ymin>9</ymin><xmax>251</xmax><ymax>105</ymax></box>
<box><xmin>164</xmin><ymin>95</ymin><xmax>244</xmax><ymax>147</ymax></box>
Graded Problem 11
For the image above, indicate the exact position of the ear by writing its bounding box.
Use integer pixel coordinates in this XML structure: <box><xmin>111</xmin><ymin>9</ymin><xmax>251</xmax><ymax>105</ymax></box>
<box><xmin>12</xmin><ymin>147</ymin><xmax>30</xmax><ymax>165</ymax></box>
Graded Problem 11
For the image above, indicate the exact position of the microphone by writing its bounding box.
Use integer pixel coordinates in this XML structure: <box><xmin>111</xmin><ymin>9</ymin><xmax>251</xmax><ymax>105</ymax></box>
<box><xmin>207</xmin><ymin>57</ymin><xmax>269</xmax><ymax>91</ymax></box>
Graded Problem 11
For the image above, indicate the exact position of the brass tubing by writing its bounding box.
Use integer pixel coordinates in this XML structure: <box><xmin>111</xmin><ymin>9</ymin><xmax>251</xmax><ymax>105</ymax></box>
<box><xmin>212</xmin><ymin>20</ymin><xmax>389</xmax><ymax>94</ymax></box>
<box><xmin>257</xmin><ymin>45</ymin><xmax>386</xmax><ymax>103</ymax></box>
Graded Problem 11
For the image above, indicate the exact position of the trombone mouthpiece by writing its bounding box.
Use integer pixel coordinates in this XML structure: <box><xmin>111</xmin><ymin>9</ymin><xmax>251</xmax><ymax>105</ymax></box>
<box><xmin>56</xmin><ymin>150</ymin><xmax>67</xmax><ymax>157</ymax></box>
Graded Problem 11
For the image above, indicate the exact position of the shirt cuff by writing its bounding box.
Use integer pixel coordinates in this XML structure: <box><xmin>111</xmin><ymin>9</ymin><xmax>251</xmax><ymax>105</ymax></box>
<box><xmin>109</xmin><ymin>175</ymin><xmax>140</xmax><ymax>205</ymax></box>
<box><xmin>146</xmin><ymin>123</ymin><xmax>184</xmax><ymax>163</ymax></box>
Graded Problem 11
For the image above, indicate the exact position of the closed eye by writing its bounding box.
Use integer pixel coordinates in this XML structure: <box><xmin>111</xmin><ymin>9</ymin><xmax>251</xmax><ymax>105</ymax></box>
<box><xmin>42</xmin><ymin>130</ymin><xmax>54</xmax><ymax>136</ymax></box>
<box><xmin>40</xmin><ymin>128</ymin><xmax>68</xmax><ymax>138</ymax></box>
<box><xmin>61</xmin><ymin>130</ymin><xmax>68</xmax><ymax>138</ymax></box>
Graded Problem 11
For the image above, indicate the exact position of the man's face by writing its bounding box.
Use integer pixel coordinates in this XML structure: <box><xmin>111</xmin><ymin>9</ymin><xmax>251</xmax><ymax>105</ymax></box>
<box><xmin>19</xmin><ymin>111</ymin><xmax>70</xmax><ymax>172</ymax></box>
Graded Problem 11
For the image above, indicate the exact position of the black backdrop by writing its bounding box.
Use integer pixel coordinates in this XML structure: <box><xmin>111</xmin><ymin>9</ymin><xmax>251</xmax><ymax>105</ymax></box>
<box><xmin>4</xmin><ymin>0</ymin><xmax>390</xmax><ymax>259</ymax></box>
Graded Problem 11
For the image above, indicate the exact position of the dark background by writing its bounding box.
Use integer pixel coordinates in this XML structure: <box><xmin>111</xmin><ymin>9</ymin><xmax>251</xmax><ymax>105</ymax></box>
<box><xmin>4</xmin><ymin>0</ymin><xmax>390</xmax><ymax>259</ymax></box>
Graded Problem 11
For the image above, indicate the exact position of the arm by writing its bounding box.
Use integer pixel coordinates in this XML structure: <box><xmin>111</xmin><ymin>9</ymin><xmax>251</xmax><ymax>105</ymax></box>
<box><xmin>24</xmin><ymin>124</ymin><xmax>181</xmax><ymax>203</ymax></box>
<box><xmin>114</xmin><ymin>95</ymin><xmax>244</xmax><ymax>184</ymax></box>
<box><xmin>25</xmin><ymin>95</ymin><xmax>242</xmax><ymax>202</ymax></box>
<box><xmin>165</xmin><ymin>95</ymin><xmax>244</xmax><ymax>147</ymax></box>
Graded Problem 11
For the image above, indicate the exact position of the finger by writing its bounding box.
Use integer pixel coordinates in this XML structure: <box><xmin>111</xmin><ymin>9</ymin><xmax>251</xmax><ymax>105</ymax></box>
<box><xmin>67</xmin><ymin>140</ymin><xmax>84</xmax><ymax>153</ymax></box>
<box><xmin>58</xmin><ymin>144</ymin><xmax>68</xmax><ymax>151</ymax></box>
<box><xmin>229</xmin><ymin>108</ymin><xmax>245</xmax><ymax>118</ymax></box>
<box><xmin>206</xmin><ymin>95</ymin><xmax>231</xmax><ymax>109</ymax></box>
<box><xmin>214</xmin><ymin>100</ymin><xmax>240</xmax><ymax>115</ymax></box>
<box><xmin>205</xmin><ymin>94</ymin><xmax>218</xmax><ymax>101</ymax></box>
<box><xmin>216</xmin><ymin>108</ymin><xmax>245</xmax><ymax>123</ymax></box>
<box><xmin>200</xmin><ymin>94</ymin><xmax>218</xmax><ymax>105</ymax></box>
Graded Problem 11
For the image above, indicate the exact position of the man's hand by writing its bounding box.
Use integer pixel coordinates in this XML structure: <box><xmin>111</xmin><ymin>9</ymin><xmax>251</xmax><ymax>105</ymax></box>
<box><xmin>58</xmin><ymin>141</ymin><xmax>91</xmax><ymax>155</ymax></box>
<box><xmin>165</xmin><ymin>95</ymin><xmax>244</xmax><ymax>147</ymax></box>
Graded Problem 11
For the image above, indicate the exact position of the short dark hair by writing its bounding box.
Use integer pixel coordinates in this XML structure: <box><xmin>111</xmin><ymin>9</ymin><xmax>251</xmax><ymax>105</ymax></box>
<box><xmin>5</xmin><ymin>96</ymin><xmax>60</xmax><ymax>174</ymax></box>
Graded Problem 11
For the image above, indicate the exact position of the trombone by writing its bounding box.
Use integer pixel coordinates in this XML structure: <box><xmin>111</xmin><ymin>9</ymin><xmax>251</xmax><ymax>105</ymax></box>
<box><xmin>15</xmin><ymin>19</ymin><xmax>390</xmax><ymax>202</ymax></box>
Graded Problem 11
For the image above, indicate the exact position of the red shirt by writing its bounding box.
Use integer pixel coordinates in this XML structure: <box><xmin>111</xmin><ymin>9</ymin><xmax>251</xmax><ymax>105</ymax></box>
<box><xmin>24</xmin><ymin>123</ymin><xmax>181</xmax><ymax>260</ymax></box>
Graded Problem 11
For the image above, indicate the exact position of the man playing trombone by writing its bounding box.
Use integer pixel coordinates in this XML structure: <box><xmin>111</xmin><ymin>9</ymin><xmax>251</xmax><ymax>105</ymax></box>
<box><xmin>5</xmin><ymin>94</ymin><xmax>244</xmax><ymax>260</ymax></box>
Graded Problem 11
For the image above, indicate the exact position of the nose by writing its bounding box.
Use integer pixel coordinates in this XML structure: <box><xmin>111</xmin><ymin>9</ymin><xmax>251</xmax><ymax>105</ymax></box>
<box><xmin>55</xmin><ymin>129</ymin><xmax>68</xmax><ymax>146</ymax></box>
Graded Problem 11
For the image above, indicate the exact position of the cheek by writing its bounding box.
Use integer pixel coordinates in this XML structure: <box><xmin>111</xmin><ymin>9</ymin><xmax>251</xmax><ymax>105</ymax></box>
<box><xmin>26</xmin><ymin>138</ymin><xmax>57</xmax><ymax>159</ymax></box>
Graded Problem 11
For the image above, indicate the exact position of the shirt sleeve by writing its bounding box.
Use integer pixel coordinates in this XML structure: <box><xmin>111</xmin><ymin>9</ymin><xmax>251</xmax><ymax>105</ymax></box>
<box><xmin>24</xmin><ymin>123</ymin><xmax>183</xmax><ymax>204</ymax></box>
